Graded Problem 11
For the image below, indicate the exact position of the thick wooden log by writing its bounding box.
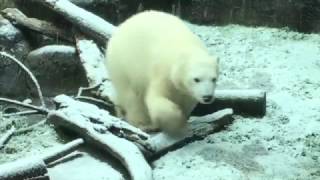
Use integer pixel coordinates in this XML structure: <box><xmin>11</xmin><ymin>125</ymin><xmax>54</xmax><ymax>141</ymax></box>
<box><xmin>1</xmin><ymin>8</ymin><xmax>72</xmax><ymax>43</ymax></box>
<box><xmin>192</xmin><ymin>89</ymin><xmax>266</xmax><ymax>117</ymax></box>
<box><xmin>148</xmin><ymin>108</ymin><xmax>234</xmax><ymax>160</ymax></box>
<box><xmin>35</xmin><ymin>0</ymin><xmax>116</xmax><ymax>44</ymax></box>
<box><xmin>75</xmin><ymin>37</ymin><xmax>114</xmax><ymax>104</ymax></box>
<box><xmin>0</xmin><ymin>157</ymin><xmax>48</xmax><ymax>180</ymax></box>
<box><xmin>47</xmin><ymin>95</ymin><xmax>153</xmax><ymax>180</ymax></box>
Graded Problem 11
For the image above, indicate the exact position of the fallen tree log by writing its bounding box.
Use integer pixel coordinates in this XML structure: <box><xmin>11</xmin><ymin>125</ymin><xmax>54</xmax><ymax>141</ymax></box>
<box><xmin>192</xmin><ymin>89</ymin><xmax>266</xmax><ymax>117</ymax></box>
<box><xmin>148</xmin><ymin>108</ymin><xmax>234</xmax><ymax>160</ymax></box>
<box><xmin>47</xmin><ymin>95</ymin><xmax>236</xmax><ymax>160</ymax></box>
<box><xmin>75</xmin><ymin>37</ymin><xmax>114</xmax><ymax>104</ymax></box>
<box><xmin>47</xmin><ymin>95</ymin><xmax>153</xmax><ymax>180</ymax></box>
<box><xmin>1</xmin><ymin>8</ymin><xmax>72</xmax><ymax>43</ymax></box>
<box><xmin>0</xmin><ymin>138</ymin><xmax>83</xmax><ymax>180</ymax></box>
<box><xmin>35</xmin><ymin>0</ymin><xmax>116</xmax><ymax>44</ymax></box>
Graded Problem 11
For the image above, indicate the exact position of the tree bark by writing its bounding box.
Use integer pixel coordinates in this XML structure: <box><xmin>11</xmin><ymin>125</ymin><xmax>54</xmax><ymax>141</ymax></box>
<box><xmin>1</xmin><ymin>8</ymin><xmax>72</xmax><ymax>43</ymax></box>
<box><xmin>34</xmin><ymin>0</ymin><xmax>116</xmax><ymax>44</ymax></box>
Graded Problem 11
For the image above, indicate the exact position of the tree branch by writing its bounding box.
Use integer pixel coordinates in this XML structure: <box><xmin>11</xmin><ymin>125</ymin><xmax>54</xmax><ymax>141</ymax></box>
<box><xmin>0</xmin><ymin>126</ymin><xmax>15</xmax><ymax>150</ymax></box>
<box><xmin>0</xmin><ymin>52</ymin><xmax>46</xmax><ymax>108</ymax></box>
<box><xmin>0</xmin><ymin>98</ymin><xmax>48</xmax><ymax>114</ymax></box>
<box><xmin>1</xmin><ymin>8</ymin><xmax>73</xmax><ymax>43</ymax></box>
<box><xmin>35</xmin><ymin>0</ymin><xmax>116</xmax><ymax>44</ymax></box>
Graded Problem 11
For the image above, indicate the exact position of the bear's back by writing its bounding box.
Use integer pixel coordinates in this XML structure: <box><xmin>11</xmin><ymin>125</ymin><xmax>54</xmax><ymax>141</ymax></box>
<box><xmin>106</xmin><ymin>11</ymin><xmax>204</xmax><ymax>91</ymax></box>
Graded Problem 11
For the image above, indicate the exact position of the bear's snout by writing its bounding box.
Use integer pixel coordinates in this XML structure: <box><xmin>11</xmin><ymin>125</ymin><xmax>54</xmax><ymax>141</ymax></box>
<box><xmin>202</xmin><ymin>95</ymin><xmax>214</xmax><ymax>103</ymax></box>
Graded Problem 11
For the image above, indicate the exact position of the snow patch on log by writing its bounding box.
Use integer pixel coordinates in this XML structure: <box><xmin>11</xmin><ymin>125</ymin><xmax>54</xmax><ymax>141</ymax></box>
<box><xmin>0</xmin><ymin>17</ymin><xmax>20</xmax><ymax>40</ymax></box>
<box><xmin>0</xmin><ymin>157</ymin><xmax>48</xmax><ymax>180</ymax></box>
<box><xmin>76</xmin><ymin>39</ymin><xmax>107</xmax><ymax>85</ymax></box>
<box><xmin>48</xmin><ymin>95</ymin><xmax>153</xmax><ymax>180</ymax></box>
<box><xmin>28</xmin><ymin>45</ymin><xmax>76</xmax><ymax>56</ymax></box>
<box><xmin>53</xmin><ymin>95</ymin><xmax>149</xmax><ymax>140</ymax></box>
<box><xmin>76</xmin><ymin>38</ymin><xmax>114</xmax><ymax>100</ymax></box>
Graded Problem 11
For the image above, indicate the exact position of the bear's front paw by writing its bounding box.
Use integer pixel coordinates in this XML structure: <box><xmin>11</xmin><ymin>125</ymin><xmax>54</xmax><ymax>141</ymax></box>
<box><xmin>139</xmin><ymin>124</ymin><xmax>161</xmax><ymax>133</ymax></box>
<box><xmin>156</xmin><ymin>108</ymin><xmax>188</xmax><ymax>136</ymax></box>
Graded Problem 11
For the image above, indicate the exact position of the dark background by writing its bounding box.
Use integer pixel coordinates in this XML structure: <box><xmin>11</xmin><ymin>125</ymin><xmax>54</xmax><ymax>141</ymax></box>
<box><xmin>1</xmin><ymin>0</ymin><xmax>319</xmax><ymax>33</ymax></box>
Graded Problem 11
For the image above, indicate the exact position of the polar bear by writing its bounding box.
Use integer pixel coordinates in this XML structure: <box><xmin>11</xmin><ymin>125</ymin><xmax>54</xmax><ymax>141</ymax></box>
<box><xmin>105</xmin><ymin>10</ymin><xmax>219</xmax><ymax>135</ymax></box>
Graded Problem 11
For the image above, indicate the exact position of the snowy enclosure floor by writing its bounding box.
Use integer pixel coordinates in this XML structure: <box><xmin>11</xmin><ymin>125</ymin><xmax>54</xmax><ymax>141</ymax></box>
<box><xmin>1</xmin><ymin>24</ymin><xmax>320</xmax><ymax>180</ymax></box>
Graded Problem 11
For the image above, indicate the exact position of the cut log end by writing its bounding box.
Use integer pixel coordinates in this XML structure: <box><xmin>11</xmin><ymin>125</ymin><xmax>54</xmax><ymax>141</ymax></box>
<box><xmin>192</xmin><ymin>89</ymin><xmax>266</xmax><ymax>117</ymax></box>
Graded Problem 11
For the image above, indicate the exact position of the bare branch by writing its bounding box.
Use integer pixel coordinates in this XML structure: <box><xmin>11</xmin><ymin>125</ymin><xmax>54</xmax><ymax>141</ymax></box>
<box><xmin>0</xmin><ymin>126</ymin><xmax>15</xmax><ymax>150</ymax></box>
<box><xmin>0</xmin><ymin>98</ymin><xmax>48</xmax><ymax>114</ymax></box>
<box><xmin>0</xmin><ymin>52</ymin><xmax>46</xmax><ymax>108</ymax></box>
<box><xmin>14</xmin><ymin>120</ymin><xmax>47</xmax><ymax>136</ymax></box>
<box><xmin>3</xmin><ymin>110</ymin><xmax>41</xmax><ymax>117</ymax></box>
<box><xmin>42</xmin><ymin>138</ymin><xmax>84</xmax><ymax>164</ymax></box>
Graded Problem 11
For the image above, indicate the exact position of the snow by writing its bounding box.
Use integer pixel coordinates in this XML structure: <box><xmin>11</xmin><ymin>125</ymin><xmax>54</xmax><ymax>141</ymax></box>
<box><xmin>48</xmin><ymin>151</ymin><xmax>125</xmax><ymax>180</ymax></box>
<box><xmin>50</xmin><ymin>95</ymin><xmax>153</xmax><ymax>180</ymax></box>
<box><xmin>77</xmin><ymin>39</ymin><xmax>108</xmax><ymax>84</ymax></box>
<box><xmin>0</xmin><ymin>156</ymin><xmax>47</xmax><ymax>179</ymax></box>
<box><xmin>76</xmin><ymin>39</ymin><xmax>114</xmax><ymax>99</ymax></box>
<box><xmin>0</xmin><ymin>18</ymin><xmax>20</xmax><ymax>41</ymax></box>
<box><xmin>151</xmin><ymin>24</ymin><xmax>320</xmax><ymax>180</ymax></box>
<box><xmin>28</xmin><ymin>45</ymin><xmax>76</xmax><ymax>57</ymax></box>
<box><xmin>1</xmin><ymin>23</ymin><xmax>320</xmax><ymax>179</ymax></box>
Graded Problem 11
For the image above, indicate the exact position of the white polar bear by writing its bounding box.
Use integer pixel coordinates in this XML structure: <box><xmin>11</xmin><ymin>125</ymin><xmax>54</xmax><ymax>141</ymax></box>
<box><xmin>105</xmin><ymin>10</ymin><xmax>219</xmax><ymax>135</ymax></box>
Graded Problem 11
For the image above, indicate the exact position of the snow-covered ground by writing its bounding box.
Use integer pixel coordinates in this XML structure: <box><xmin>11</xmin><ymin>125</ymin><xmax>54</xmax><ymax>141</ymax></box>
<box><xmin>1</xmin><ymin>24</ymin><xmax>319</xmax><ymax>180</ymax></box>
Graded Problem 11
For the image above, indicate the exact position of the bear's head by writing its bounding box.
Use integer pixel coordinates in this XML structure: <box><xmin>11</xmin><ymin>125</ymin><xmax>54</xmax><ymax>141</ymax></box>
<box><xmin>172</xmin><ymin>51</ymin><xmax>219</xmax><ymax>104</ymax></box>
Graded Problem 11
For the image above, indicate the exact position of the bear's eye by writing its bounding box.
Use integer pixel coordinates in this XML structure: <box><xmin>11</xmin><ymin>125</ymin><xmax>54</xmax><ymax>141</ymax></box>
<box><xmin>211</xmin><ymin>78</ymin><xmax>217</xmax><ymax>82</ymax></box>
<box><xmin>194</xmin><ymin>78</ymin><xmax>200</xmax><ymax>83</ymax></box>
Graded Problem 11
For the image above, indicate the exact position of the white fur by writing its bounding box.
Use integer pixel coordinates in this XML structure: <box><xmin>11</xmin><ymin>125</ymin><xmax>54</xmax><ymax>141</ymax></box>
<box><xmin>105</xmin><ymin>10</ymin><xmax>219</xmax><ymax>134</ymax></box>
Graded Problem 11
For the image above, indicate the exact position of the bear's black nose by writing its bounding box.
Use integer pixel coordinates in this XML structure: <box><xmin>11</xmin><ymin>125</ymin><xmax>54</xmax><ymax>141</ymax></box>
<box><xmin>202</xmin><ymin>95</ymin><xmax>213</xmax><ymax>103</ymax></box>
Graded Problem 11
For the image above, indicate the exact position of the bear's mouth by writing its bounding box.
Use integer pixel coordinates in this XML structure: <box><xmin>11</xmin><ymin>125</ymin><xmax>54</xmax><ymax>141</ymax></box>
<box><xmin>199</xmin><ymin>97</ymin><xmax>214</xmax><ymax>104</ymax></box>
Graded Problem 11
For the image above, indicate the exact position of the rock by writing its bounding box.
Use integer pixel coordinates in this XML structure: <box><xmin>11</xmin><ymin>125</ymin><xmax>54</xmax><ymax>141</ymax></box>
<box><xmin>0</xmin><ymin>15</ymin><xmax>31</xmax><ymax>97</ymax></box>
<box><xmin>25</xmin><ymin>45</ymin><xmax>88</xmax><ymax>97</ymax></box>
